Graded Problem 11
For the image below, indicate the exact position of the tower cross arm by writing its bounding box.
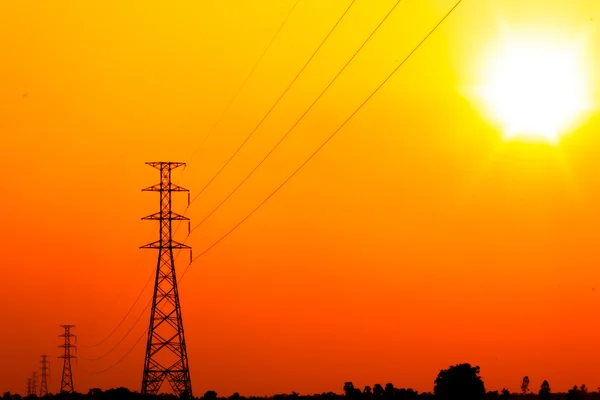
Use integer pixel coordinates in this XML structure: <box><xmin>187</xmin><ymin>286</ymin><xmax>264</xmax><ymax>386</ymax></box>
<box><xmin>142</xmin><ymin>212</ymin><xmax>189</xmax><ymax>221</ymax></box>
<box><xmin>142</xmin><ymin>183</ymin><xmax>189</xmax><ymax>192</ymax></box>
<box><xmin>145</xmin><ymin>162</ymin><xmax>186</xmax><ymax>170</ymax></box>
<box><xmin>140</xmin><ymin>240</ymin><xmax>191</xmax><ymax>250</ymax></box>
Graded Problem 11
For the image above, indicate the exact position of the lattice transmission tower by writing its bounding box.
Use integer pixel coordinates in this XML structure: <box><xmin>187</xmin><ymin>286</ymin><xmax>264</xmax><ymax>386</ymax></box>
<box><xmin>40</xmin><ymin>354</ymin><xmax>49</xmax><ymax>396</ymax></box>
<box><xmin>141</xmin><ymin>162</ymin><xmax>193</xmax><ymax>397</ymax></box>
<box><xmin>26</xmin><ymin>378</ymin><xmax>32</xmax><ymax>397</ymax></box>
<box><xmin>31</xmin><ymin>372</ymin><xmax>37</xmax><ymax>397</ymax></box>
<box><xmin>58</xmin><ymin>325</ymin><xmax>76</xmax><ymax>393</ymax></box>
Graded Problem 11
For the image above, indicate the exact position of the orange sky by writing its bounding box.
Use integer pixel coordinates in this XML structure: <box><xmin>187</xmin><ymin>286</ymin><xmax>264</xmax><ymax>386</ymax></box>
<box><xmin>2</xmin><ymin>0</ymin><xmax>600</xmax><ymax>397</ymax></box>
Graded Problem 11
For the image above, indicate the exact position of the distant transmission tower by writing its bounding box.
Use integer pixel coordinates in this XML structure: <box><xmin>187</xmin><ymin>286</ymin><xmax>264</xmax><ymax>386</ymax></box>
<box><xmin>27</xmin><ymin>377</ymin><xmax>32</xmax><ymax>397</ymax></box>
<box><xmin>31</xmin><ymin>372</ymin><xmax>37</xmax><ymax>397</ymax></box>
<box><xmin>58</xmin><ymin>325</ymin><xmax>76</xmax><ymax>393</ymax></box>
<box><xmin>40</xmin><ymin>355</ymin><xmax>49</xmax><ymax>396</ymax></box>
<box><xmin>141</xmin><ymin>162</ymin><xmax>193</xmax><ymax>397</ymax></box>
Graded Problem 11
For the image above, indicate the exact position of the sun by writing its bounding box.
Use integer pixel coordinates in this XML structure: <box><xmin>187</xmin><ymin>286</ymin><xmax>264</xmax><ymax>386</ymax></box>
<box><xmin>476</xmin><ymin>34</ymin><xmax>592</xmax><ymax>143</ymax></box>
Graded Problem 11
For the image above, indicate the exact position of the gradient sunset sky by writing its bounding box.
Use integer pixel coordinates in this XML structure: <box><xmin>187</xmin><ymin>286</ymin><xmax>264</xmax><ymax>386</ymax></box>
<box><xmin>2</xmin><ymin>0</ymin><xmax>600</xmax><ymax>397</ymax></box>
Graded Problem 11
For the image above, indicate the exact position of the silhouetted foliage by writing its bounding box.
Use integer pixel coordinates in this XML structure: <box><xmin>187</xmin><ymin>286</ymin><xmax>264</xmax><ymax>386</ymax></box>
<box><xmin>343</xmin><ymin>383</ymin><xmax>361</xmax><ymax>400</ymax></box>
<box><xmin>6</xmin><ymin>370</ymin><xmax>600</xmax><ymax>400</ymax></box>
<box><xmin>522</xmin><ymin>377</ymin><xmax>530</xmax><ymax>395</ymax></box>
<box><xmin>373</xmin><ymin>385</ymin><xmax>383</xmax><ymax>399</ymax></box>
<box><xmin>202</xmin><ymin>391</ymin><xmax>218</xmax><ymax>400</ymax></box>
<box><xmin>344</xmin><ymin>383</ymin><xmax>355</xmax><ymax>398</ymax></box>
<box><xmin>568</xmin><ymin>385</ymin><xmax>583</xmax><ymax>400</ymax></box>
<box><xmin>433</xmin><ymin>363</ymin><xmax>485</xmax><ymax>400</ymax></box>
<box><xmin>384</xmin><ymin>385</ymin><xmax>394</xmax><ymax>400</ymax></box>
<box><xmin>539</xmin><ymin>380</ymin><xmax>551</xmax><ymax>400</ymax></box>
<box><xmin>484</xmin><ymin>390</ymin><xmax>498</xmax><ymax>400</ymax></box>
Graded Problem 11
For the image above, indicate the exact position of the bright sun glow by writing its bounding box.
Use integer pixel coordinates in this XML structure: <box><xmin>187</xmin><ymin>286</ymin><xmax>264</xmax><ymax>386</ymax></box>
<box><xmin>478</xmin><ymin>35</ymin><xmax>592</xmax><ymax>143</ymax></box>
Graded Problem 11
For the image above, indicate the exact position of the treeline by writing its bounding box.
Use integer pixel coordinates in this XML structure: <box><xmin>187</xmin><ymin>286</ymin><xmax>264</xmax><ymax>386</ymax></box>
<box><xmin>2</xmin><ymin>363</ymin><xmax>599</xmax><ymax>400</ymax></box>
<box><xmin>4</xmin><ymin>385</ymin><xmax>600</xmax><ymax>400</ymax></box>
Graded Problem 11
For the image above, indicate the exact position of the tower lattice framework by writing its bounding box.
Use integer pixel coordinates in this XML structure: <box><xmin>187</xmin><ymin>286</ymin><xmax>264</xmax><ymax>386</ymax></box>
<box><xmin>58</xmin><ymin>325</ymin><xmax>76</xmax><ymax>393</ymax></box>
<box><xmin>141</xmin><ymin>162</ymin><xmax>192</xmax><ymax>397</ymax></box>
<box><xmin>31</xmin><ymin>372</ymin><xmax>37</xmax><ymax>397</ymax></box>
<box><xmin>40</xmin><ymin>355</ymin><xmax>49</xmax><ymax>396</ymax></box>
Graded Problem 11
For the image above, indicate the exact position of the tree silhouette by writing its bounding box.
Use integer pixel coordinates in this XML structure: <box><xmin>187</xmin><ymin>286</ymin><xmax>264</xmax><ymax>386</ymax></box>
<box><xmin>344</xmin><ymin>383</ymin><xmax>355</xmax><ymax>398</ymax></box>
<box><xmin>396</xmin><ymin>388</ymin><xmax>418</xmax><ymax>400</ymax></box>
<box><xmin>384</xmin><ymin>384</ymin><xmax>394</xmax><ymax>400</ymax></box>
<box><xmin>202</xmin><ymin>391</ymin><xmax>218</xmax><ymax>400</ymax></box>
<box><xmin>373</xmin><ymin>384</ymin><xmax>384</xmax><ymax>398</ymax></box>
<box><xmin>343</xmin><ymin>382</ymin><xmax>361</xmax><ymax>400</ymax></box>
<box><xmin>433</xmin><ymin>363</ymin><xmax>485</xmax><ymax>400</ymax></box>
<box><xmin>521</xmin><ymin>376</ymin><xmax>530</xmax><ymax>395</ymax></box>
<box><xmin>567</xmin><ymin>385</ymin><xmax>582</xmax><ymax>400</ymax></box>
<box><xmin>539</xmin><ymin>380</ymin><xmax>550</xmax><ymax>400</ymax></box>
<box><xmin>500</xmin><ymin>388</ymin><xmax>510</xmax><ymax>399</ymax></box>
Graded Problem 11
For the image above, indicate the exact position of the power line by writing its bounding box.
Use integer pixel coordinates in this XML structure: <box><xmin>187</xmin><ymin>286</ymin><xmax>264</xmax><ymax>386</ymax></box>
<box><xmin>77</xmin><ymin>261</ymin><xmax>185</xmax><ymax>370</ymax></box>
<box><xmin>178</xmin><ymin>0</ymin><xmax>464</xmax><ymax>283</ymax></box>
<box><xmin>79</xmin><ymin>299</ymin><xmax>151</xmax><ymax>361</ymax></box>
<box><xmin>79</xmin><ymin>271</ymin><xmax>154</xmax><ymax>349</ymax></box>
<box><xmin>189</xmin><ymin>0</ymin><xmax>359</xmax><ymax>205</ymax></box>
<box><xmin>185</xmin><ymin>0</ymin><xmax>303</xmax><ymax>166</ymax></box>
<box><xmin>78</xmin><ymin>330</ymin><xmax>146</xmax><ymax>375</ymax></box>
<box><xmin>188</xmin><ymin>0</ymin><xmax>405</xmax><ymax>236</ymax></box>
<box><xmin>78</xmin><ymin>280</ymin><xmax>188</xmax><ymax>372</ymax></box>
<box><xmin>78</xmin><ymin>217</ymin><xmax>191</xmax><ymax>366</ymax></box>
<box><xmin>75</xmin><ymin>0</ymin><xmax>463</xmax><ymax>372</ymax></box>
<box><xmin>172</xmin><ymin>0</ymin><xmax>303</xmax><ymax>237</ymax></box>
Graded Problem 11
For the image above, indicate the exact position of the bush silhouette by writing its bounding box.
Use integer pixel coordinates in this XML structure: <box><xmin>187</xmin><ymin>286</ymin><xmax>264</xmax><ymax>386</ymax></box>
<box><xmin>433</xmin><ymin>363</ymin><xmax>485</xmax><ymax>400</ymax></box>
<box><xmin>539</xmin><ymin>380</ymin><xmax>551</xmax><ymax>400</ymax></box>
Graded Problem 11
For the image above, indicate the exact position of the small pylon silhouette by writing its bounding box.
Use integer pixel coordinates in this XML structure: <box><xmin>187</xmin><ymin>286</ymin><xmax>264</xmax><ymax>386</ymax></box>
<box><xmin>40</xmin><ymin>355</ymin><xmax>49</xmax><ymax>396</ymax></box>
<box><xmin>31</xmin><ymin>372</ymin><xmax>37</xmax><ymax>397</ymax></box>
<box><xmin>140</xmin><ymin>162</ymin><xmax>193</xmax><ymax>397</ymax></box>
<box><xmin>26</xmin><ymin>378</ymin><xmax>32</xmax><ymax>397</ymax></box>
<box><xmin>58</xmin><ymin>325</ymin><xmax>76</xmax><ymax>393</ymax></box>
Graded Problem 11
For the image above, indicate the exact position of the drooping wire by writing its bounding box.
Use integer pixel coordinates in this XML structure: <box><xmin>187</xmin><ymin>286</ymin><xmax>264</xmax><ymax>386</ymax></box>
<box><xmin>188</xmin><ymin>0</ymin><xmax>405</xmax><ymax>236</ymax></box>
<box><xmin>78</xmin><ymin>249</ymin><xmax>189</xmax><ymax>367</ymax></box>
<box><xmin>188</xmin><ymin>0</ymin><xmax>359</xmax><ymax>205</ymax></box>
<box><xmin>79</xmin><ymin>298</ymin><xmax>152</xmax><ymax>361</ymax></box>
<box><xmin>172</xmin><ymin>0</ymin><xmax>303</xmax><ymax>237</ymax></box>
<box><xmin>178</xmin><ymin>0</ymin><xmax>464</xmax><ymax>283</ymax></box>
<box><xmin>79</xmin><ymin>271</ymin><xmax>154</xmax><ymax>349</ymax></box>
<box><xmin>78</xmin><ymin>330</ymin><xmax>146</xmax><ymax>375</ymax></box>
<box><xmin>172</xmin><ymin>0</ymin><xmax>356</xmax><ymax>240</ymax></box>
<box><xmin>185</xmin><ymin>0</ymin><xmax>303</xmax><ymax>166</ymax></box>
<box><xmin>76</xmin><ymin>0</ymin><xmax>464</xmax><ymax>372</ymax></box>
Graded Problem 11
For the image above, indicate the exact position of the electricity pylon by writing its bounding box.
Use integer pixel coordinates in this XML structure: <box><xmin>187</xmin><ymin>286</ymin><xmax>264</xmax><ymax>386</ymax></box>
<box><xmin>40</xmin><ymin>355</ymin><xmax>49</xmax><ymax>396</ymax></box>
<box><xmin>58</xmin><ymin>325</ymin><xmax>76</xmax><ymax>393</ymax></box>
<box><xmin>140</xmin><ymin>162</ymin><xmax>193</xmax><ymax>397</ymax></box>
<box><xmin>26</xmin><ymin>378</ymin><xmax>32</xmax><ymax>397</ymax></box>
<box><xmin>31</xmin><ymin>372</ymin><xmax>37</xmax><ymax>397</ymax></box>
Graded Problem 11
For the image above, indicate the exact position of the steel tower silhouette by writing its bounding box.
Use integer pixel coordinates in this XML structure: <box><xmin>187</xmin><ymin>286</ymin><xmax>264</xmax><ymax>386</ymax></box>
<box><xmin>58</xmin><ymin>325</ymin><xmax>76</xmax><ymax>393</ymax></box>
<box><xmin>40</xmin><ymin>355</ymin><xmax>49</xmax><ymax>396</ymax></box>
<box><xmin>141</xmin><ymin>162</ymin><xmax>192</xmax><ymax>397</ymax></box>
<box><xmin>26</xmin><ymin>378</ymin><xmax>32</xmax><ymax>397</ymax></box>
<box><xmin>31</xmin><ymin>372</ymin><xmax>37</xmax><ymax>397</ymax></box>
